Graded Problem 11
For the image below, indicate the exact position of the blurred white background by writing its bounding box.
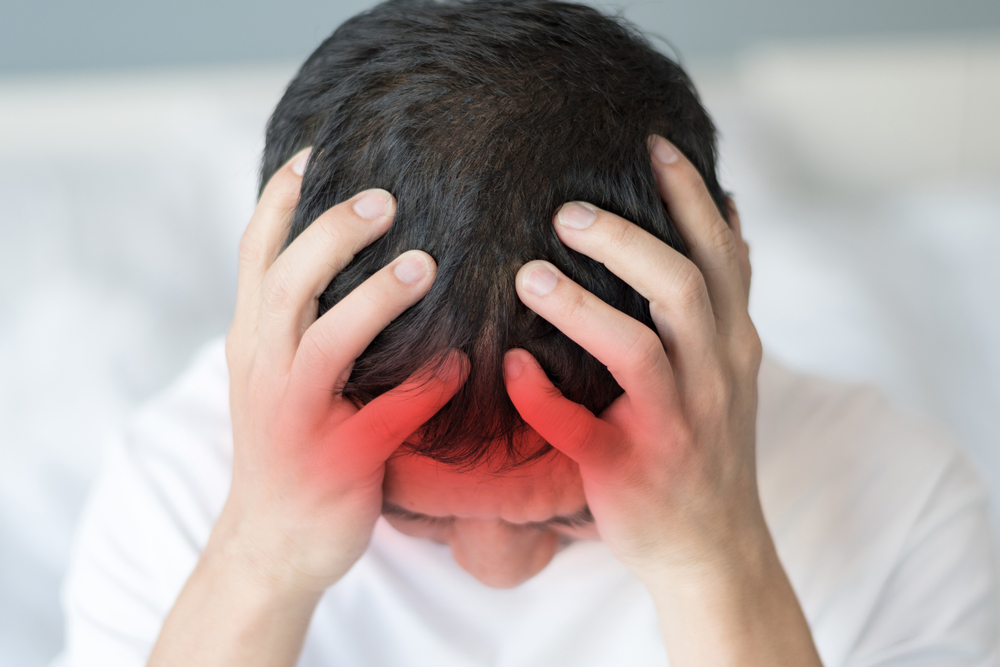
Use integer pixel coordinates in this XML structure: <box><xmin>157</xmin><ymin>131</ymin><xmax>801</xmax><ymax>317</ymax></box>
<box><xmin>1</xmin><ymin>1</ymin><xmax>999</xmax><ymax>665</ymax></box>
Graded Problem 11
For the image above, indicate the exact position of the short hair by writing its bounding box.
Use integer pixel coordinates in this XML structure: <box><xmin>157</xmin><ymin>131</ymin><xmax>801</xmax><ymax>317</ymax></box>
<box><xmin>263</xmin><ymin>0</ymin><xmax>728</xmax><ymax>471</ymax></box>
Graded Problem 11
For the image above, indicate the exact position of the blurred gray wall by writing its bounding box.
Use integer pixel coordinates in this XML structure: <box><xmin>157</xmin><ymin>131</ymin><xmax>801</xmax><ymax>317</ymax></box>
<box><xmin>3</xmin><ymin>0</ymin><xmax>1000</xmax><ymax>75</ymax></box>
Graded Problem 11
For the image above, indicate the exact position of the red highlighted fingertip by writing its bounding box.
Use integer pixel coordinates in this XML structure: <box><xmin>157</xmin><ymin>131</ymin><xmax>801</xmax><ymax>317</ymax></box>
<box><xmin>504</xmin><ymin>350</ymin><xmax>527</xmax><ymax>381</ymax></box>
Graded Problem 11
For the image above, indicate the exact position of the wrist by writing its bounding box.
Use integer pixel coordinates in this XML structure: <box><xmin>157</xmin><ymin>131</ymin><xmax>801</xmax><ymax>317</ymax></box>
<box><xmin>642</xmin><ymin>529</ymin><xmax>822</xmax><ymax>667</ymax></box>
<box><xmin>208</xmin><ymin>497</ymin><xmax>355</xmax><ymax>599</ymax></box>
<box><xmin>149</xmin><ymin>514</ymin><xmax>325</xmax><ymax>667</ymax></box>
<box><xmin>641</xmin><ymin>517</ymin><xmax>779</xmax><ymax>599</ymax></box>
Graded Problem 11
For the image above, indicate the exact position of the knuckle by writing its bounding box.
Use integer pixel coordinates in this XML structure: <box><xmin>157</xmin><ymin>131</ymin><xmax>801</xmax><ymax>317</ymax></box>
<box><xmin>262</xmin><ymin>180</ymin><xmax>301</xmax><ymax>214</ymax></box>
<box><xmin>275</xmin><ymin>187</ymin><xmax>301</xmax><ymax>212</ymax></box>
<box><xmin>620</xmin><ymin>328</ymin><xmax>665</xmax><ymax>373</ymax></box>
<box><xmin>706</xmin><ymin>220</ymin><xmax>739</xmax><ymax>259</ymax></box>
<box><xmin>237</xmin><ymin>230</ymin><xmax>262</xmax><ymax>267</ymax></box>
<box><xmin>245</xmin><ymin>364</ymin><xmax>270</xmax><ymax>402</ymax></box>
<box><xmin>673</xmin><ymin>419</ymin><xmax>697</xmax><ymax>452</ymax></box>
<box><xmin>261</xmin><ymin>268</ymin><xmax>295</xmax><ymax>312</ymax></box>
<box><xmin>312</xmin><ymin>210</ymin><xmax>351</xmax><ymax>250</ymax></box>
<box><xmin>675</xmin><ymin>159</ymin><xmax>707</xmax><ymax>193</ymax></box>
<box><xmin>225</xmin><ymin>328</ymin><xmax>263</xmax><ymax>396</ymax></box>
<box><xmin>560</xmin><ymin>286</ymin><xmax>591</xmax><ymax>322</ymax></box>
<box><xmin>701</xmin><ymin>367</ymin><xmax>733</xmax><ymax>413</ymax></box>
<box><xmin>606</xmin><ymin>217</ymin><xmax>639</xmax><ymax>253</ymax></box>
<box><xmin>731</xmin><ymin>319</ymin><xmax>763</xmax><ymax>375</ymax></box>
<box><xmin>557</xmin><ymin>403</ymin><xmax>596</xmax><ymax>446</ymax></box>
<box><xmin>364</xmin><ymin>403</ymin><xmax>403</xmax><ymax>443</ymax></box>
<box><xmin>673</xmin><ymin>262</ymin><xmax>709</xmax><ymax>310</ymax></box>
<box><xmin>354</xmin><ymin>277</ymin><xmax>394</xmax><ymax>316</ymax></box>
<box><xmin>299</xmin><ymin>325</ymin><xmax>342</xmax><ymax>372</ymax></box>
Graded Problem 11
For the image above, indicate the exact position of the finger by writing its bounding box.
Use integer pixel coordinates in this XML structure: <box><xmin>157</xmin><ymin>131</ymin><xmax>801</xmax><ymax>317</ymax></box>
<box><xmin>514</xmin><ymin>260</ymin><xmax>681</xmax><ymax>419</ymax></box>
<box><xmin>288</xmin><ymin>249</ymin><xmax>437</xmax><ymax>413</ymax></box>
<box><xmin>332</xmin><ymin>350</ymin><xmax>470</xmax><ymax>475</ymax></box>
<box><xmin>650</xmin><ymin>135</ymin><xmax>748</xmax><ymax>335</ymax></box>
<box><xmin>725</xmin><ymin>198</ymin><xmax>752</xmax><ymax>304</ymax></box>
<box><xmin>257</xmin><ymin>188</ymin><xmax>395</xmax><ymax>372</ymax></box>
<box><xmin>503</xmin><ymin>349</ymin><xmax>620</xmax><ymax>470</ymax></box>
<box><xmin>553</xmin><ymin>200</ymin><xmax>717</xmax><ymax>369</ymax></box>
<box><xmin>233</xmin><ymin>147</ymin><xmax>311</xmax><ymax>341</ymax></box>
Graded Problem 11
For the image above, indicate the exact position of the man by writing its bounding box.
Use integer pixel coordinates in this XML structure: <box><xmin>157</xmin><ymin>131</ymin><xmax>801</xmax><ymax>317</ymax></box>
<box><xmin>57</xmin><ymin>1</ymin><xmax>997</xmax><ymax>666</ymax></box>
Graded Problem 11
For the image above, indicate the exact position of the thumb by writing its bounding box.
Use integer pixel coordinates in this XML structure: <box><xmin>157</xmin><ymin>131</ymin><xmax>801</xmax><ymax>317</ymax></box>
<box><xmin>504</xmin><ymin>349</ymin><xmax>615</xmax><ymax>468</ymax></box>
<box><xmin>335</xmin><ymin>350</ymin><xmax>469</xmax><ymax>475</ymax></box>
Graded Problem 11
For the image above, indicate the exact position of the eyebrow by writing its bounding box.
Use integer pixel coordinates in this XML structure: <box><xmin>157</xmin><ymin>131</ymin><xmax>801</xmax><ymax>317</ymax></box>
<box><xmin>381</xmin><ymin>500</ymin><xmax>595</xmax><ymax>529</ymax></box>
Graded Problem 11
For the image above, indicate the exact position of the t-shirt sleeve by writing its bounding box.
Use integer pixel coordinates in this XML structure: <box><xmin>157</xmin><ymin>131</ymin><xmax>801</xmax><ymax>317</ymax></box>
<box><xmin>53</xmin><ymin>340</ymin><xmax>231</xmax><ymax>667</ymax></box>
<box><xmin>846</xmin><ymin>452</ymin><xmax>1000</xmax><ymax>667</ymax></box>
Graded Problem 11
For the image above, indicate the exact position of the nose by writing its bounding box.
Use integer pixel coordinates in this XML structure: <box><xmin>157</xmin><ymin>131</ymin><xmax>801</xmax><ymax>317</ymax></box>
<box><xmin>448</xmin><ymin>519</ymin><xmax>559</xmax><ymax>589</ymax></box>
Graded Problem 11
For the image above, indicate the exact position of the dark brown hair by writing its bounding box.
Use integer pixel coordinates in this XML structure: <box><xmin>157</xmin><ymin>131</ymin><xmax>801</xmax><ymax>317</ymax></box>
<box><xmin>263</xmin><ymin>0</ymin><xmax>727</xmax><ymax>471</ymax></box>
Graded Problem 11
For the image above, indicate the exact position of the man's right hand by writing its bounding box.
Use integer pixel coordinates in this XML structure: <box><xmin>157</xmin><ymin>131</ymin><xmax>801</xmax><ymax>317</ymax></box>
<box><xmin>148</xmin><ymin>148</ymin><xmax>467</xmax><ymax>667</ymax></box>
<box><xmin>221</xmin><ymin>148</ymin><xmax>467</xmax><ymax>592</ymax></box>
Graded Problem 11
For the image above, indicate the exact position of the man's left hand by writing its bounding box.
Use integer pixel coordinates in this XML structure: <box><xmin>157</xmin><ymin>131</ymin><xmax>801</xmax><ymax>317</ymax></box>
<box><xmin>504</xmin><ymin>135</ymin><xmax>822</xmax><ymax>666</ymax></box>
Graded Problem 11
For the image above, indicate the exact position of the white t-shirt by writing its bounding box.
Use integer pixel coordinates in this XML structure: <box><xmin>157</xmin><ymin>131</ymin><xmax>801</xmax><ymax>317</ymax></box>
<box><xmin>55</xmin><ymin>338</ymin><xmax>999</xmax><ymax>667</ymax></box>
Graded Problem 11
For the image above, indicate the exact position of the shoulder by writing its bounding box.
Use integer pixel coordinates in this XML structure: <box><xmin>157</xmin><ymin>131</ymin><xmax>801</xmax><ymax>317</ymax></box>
<box><xmin>107</xmin><ymin>336</ymin><xmax>233</xmax><ymax>546</ymax></box>
<box><xmin>757</xmin><ymin>354</ymin><xmax>998</xmax><ymax>666</ymax></box>
<box><xmin>756</xmin><ymin>353</ymin><xmax>975</xmax><ymax>531</ymax></box>
<box><xmin>129</xmin><ymin>336</ymin><xmax>232</xmax><ymax>461</ymax></box>
<box><xmin>59</xmin><ymin>337</ymin><xmax>232</xmax><ymax>667</ymax></box>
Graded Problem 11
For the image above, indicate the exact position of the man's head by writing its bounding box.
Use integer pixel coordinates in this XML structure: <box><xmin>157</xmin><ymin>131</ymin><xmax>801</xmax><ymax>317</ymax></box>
<box><xmin>263</xmin><ymin>0</ymin><xmax>728</xmax><ymax>587</ymax></box>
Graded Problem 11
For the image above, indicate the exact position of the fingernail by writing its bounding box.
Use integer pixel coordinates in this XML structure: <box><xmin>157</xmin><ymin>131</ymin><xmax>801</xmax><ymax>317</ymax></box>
<box><xmin>292</xmin><ymin>148</ymin><xmax>311</xmax><ymax>176</ymax></box>
<box><xmin>504</xmin><ymin>352</ymin><xmax>526</xmax><ymax>380</ymax></box>
<box><xmin>651</xmin><ymin>136</ymin><xmax>679</xmax><ymax>164</ymax></box>
<box><xmin>524</xmin><ymin>263</ymin><xmax>558</xmax><ymax>296</ymax></box>
<box><xmin>557</xmin><ymin>202</ymin><xmax>597</xmax><ymax>229</ymax></box>
<box><xmin>353</xmin><ymin>189</ymin><xmax>391</xmax><ymax>220</ymax></box>
<box><xmin>394</xmin><ymin>253</ymin><xmax>428</xmax><ymax>284</ymax></box>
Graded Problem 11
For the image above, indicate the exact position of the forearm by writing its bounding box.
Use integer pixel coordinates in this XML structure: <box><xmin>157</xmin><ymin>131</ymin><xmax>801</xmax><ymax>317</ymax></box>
<box><xmin>147</xmin><ymin>521</ymin><xmax>325</xmax><ymax>667</ymax></box>
<box><xmin>647</xmin><ymin>534</ymin><xmax>823</xmax><ymax>667</ymax></box>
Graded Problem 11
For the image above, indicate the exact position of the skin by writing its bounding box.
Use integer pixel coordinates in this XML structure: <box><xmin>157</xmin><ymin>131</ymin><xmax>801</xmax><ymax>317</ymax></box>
<box><xmin>147</xmin><ymin>138</ymin><xmax>824</xmax><ymax>666</ymax></box>
<box><xmin>381</xmin><ymin>431</ymin><xmax>596</xmax><ymax>589</ymax></box>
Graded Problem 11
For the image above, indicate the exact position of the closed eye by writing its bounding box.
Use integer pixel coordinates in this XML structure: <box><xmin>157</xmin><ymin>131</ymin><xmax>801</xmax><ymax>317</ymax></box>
<box><xmin>383</xmin><ymin>505</ymin><xmax>455</xmax><ymax>527</ymax></box>
<box><xmin>382</xmin><ymin>501</ymin><xmax>594</xmax><ymax>530</ymax></box>
<box><xmin>414</xmin><ymin>514</ymin><xmax>455</xmax><ymax>527</ymax></box>
<box><xmin>529</xmin><ymin>513</ymin><xmax>593</xmax><ymax>529</ymax></box>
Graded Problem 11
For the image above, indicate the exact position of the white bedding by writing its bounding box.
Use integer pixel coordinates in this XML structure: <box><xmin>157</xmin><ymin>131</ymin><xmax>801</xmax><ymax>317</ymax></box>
<box><xmin>1</xmin><ymin>43</ymin><xmax>998</xmax><ymax>666</ymax></box>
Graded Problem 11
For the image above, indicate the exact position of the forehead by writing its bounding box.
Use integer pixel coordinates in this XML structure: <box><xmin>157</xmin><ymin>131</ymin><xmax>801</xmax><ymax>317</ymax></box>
<box><xmin>382</xmin><ymin>444</ymin><xmax>586</xmax><ymax>524</ymax></box>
